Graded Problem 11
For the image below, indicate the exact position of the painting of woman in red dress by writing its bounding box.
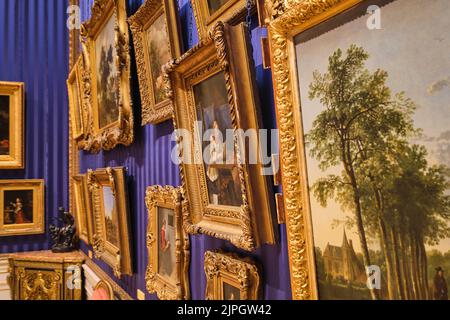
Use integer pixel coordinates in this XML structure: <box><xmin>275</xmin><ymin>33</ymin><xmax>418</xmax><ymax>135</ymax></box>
<box><xmin>3</xmin><ymin>190</ymin><xmax>33</xmax><ymax>225</ymax></box>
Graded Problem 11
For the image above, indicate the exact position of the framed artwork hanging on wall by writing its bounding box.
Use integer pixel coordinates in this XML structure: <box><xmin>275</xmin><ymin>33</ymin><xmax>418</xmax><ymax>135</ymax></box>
<box><xmin>167</xmin><ymin>22</ymin><xmax>277</xmax><ymax>252</ymax></box>
<box><xmin>72</xmin><ymin>174</ymin><xmax>94</xmax><ymax>245</ymax></box>
<box><xmin>145</xmin><ymin>185</ymin><xmax>190</xmax><ymax>300</ymax></box>
<box><xmin>0</xmin><ymin>180</ymin><xmax>44</xmax><ymax>237</ymax></box>
<box><xmin>79</xmin><ymin>0</ymin><xmax>133</xmax><ymax>153</ymax></box>
<box><xmin>191</xmin><ymin>0</ymin><xmax>255</xmax><ymax>40</ymax></box>
<box><xmin>267</xmin><ymin>0</ymin><xmax>450</xmax><ymax>300</ymax></box>
<box><xmin>87</xmin><ymin>167</ymin><xmax>132</xmax><ymax>278</ymax></box>
<box><xmin>67</xmin><ymin>56</ymin><xmax>87</xmax><ymax>142</ymax></box>
<box><xmin>129</xmin><ymin>0</ymin><xmax>183</xmax><ymax>125</ymax></box>
<box><xmin>0</xmin><ymin>81</ymin><xmax>24</xmax><ymax>169</ymax></box>
<box><xmin>204</xmin><ymin>251</ymin><xmax>261</xmax><ymax>300</ymax></box>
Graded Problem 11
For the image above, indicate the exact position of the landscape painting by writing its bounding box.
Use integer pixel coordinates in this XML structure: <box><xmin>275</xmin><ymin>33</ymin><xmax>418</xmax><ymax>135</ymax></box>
<box><xmin>157</xmin><ymin>207</ymin><xmax>176</xmax><ymax>284</ymax></box>
<box><xmin>3</xmin><ymin>190</ymin><xmax>33</xmax><ymax>225</ymax></box>
<box><xmin>194</xmin><ymin>72</ymin><xmax>243</xmax><ymax>207</ymax></box>
<box><xmin>0</xmin><ymin>95</ymin><xmax>9</xmax><ymax>156</ymax></box>
<box><xmin>207</xmin><ymin>0</ymin><xmax>231</xmax><ymax>15</ymax></box>
<box><xmin>146</xmin><ymin>13</ymin><xmax>171</xmax><ymax>105</ymax></box>
<box><xmin>295</xmin><ymin>0</ymin><xmax>450</xmax><ymax>300</ymax></box>
<box><xmin>102</xmin><ymin>186</ymin><xmax>119</xmax><ymax>248</ymax></box>
<box><xmin>95</xmin><ymin>14</ymin><xmax>119</xmax><ymax>129</ymax></box>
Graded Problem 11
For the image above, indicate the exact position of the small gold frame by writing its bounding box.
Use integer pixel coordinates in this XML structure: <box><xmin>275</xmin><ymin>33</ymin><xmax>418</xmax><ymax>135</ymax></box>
<box><xmin>0</xmin><ymin>180</ymin><xmax>45</xmax><ymax>237</ymax></box>
<box><xmin>191</xmin><ymin>0</ymin><xmax>254</xmax><ymax>40</ymax></box>
<box><xmin>145</xmin><ymin>185</ymin><xmax>190</xmax><ymax>300</ymax></box>
<box><xmin>93</xmin><ymin>280</ymin><xmax>115</xmax><ymax>300</ymax></box>
<box><xmin>129</xmin><ymin>0</ymin><xmax>183</xmax><ymax>125</ymax></box>
<box><xmin>167</xmin><ymin>22</ymin><xmax>277</xmax><ymax>251</ymax></box>
<box><xmin>87</xmin><ymin>167</ymin><xmax>132</xmax><ymax>278</ymax></box>
<box><xmin>0</xmin><ymin>81</ymin><xmax>24</xmax><ymax>169</ymax></box>
<box><xmin>79</xmin><ymin>0</ymin><xmax>134</xmax><ymax>153</ymax></box>
<box><xmin>204</xmin><ymin>251</ymin><xmax>261</xmax><ymax>300</ymax></box>
<box><xmin>67</xmin><ymin>56</ymin><xmax>87</xmax><ymax>142</ymax></box>
<box><xmin>72</xmin><ymin>174</ymin><xmax>94</xmax><ymax>245</ymax></box>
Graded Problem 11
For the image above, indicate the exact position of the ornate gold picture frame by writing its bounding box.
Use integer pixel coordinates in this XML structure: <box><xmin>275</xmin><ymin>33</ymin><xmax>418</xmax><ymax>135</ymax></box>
<box><xmin>80</xmin><ymin>0</ymin><xmax>134</xmax><ymax>153</ymax></box>
<box><xmin>145</xmin><ymin>185</ymin><xmax>190</xmax><ymax>300</ymax></box>
<box><xmin>87</xmin><ymin>167</ymin><xmax>132</xmax><ymax>278</ymax></box>
<box><xmin>204</xmin><ymin>251</ymin><xmax>261</xmax><ymax>300</ymax></box>
<box><xmin>0</xmin><ymin>180</ymin><xmax>44</xmax><ymax>237</ymax></box>
<box><xmin>67</xmin><ymin>56</ymin><xmax>86</xmax><ymax>142</ymax></box>
<box><xmin>72</xmin><ymin>174</ymin><xmax>94</xmax><ymax>244</ymax></box>
<box><xmin>0</xmin><ymin>81</ymin><xmax>24</xmax><ymax>169</ymax></box>
<box><xmin>191</xmin><ymin>0</ymin><xmax>254</xmax><ymax>40</ymax></box>
<box><xmin>129</xmin><ymin>0</ymin><xmax>183</xmax><ymax>125</ymax></box>
<box><xmin>168</xmin><ymin>22</ymin><xmax>277</xmax><ymax>252</ymax></box>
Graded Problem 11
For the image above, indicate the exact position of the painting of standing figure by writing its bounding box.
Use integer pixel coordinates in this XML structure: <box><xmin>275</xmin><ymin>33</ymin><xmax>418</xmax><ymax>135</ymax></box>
<box><xmin>3</xmin><ymin>190</ymin><xmax>33</xmax><ymax>225</ymax></box>
<box><xmin>294</xmin><ymin>0</ymin><xmax>450</xmax><ymax>300</ymax></box>
<box><xmin>157</xmin><ymin>207</ymin><xmax>176</xmax><ymax>283</ymax></box>
<box><xmin>0</xmin><ymin>95</ymin><xmax>9</xmax><ymax>156</ymax></box>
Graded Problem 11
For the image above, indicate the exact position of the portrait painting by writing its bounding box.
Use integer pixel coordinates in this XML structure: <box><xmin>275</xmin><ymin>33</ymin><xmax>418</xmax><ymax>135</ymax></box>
<box><xmin>0</xmin><ymin>82</ymin><xmax>24</xmax><ymax>169</ymax></box>
<box><xmin>157</xmin><ymin>207</ymin><xmax>176</xmax><ymax>284</ymax></box>
<box><xmin>194</xmin><ymin>72</ymin><xmax>243</xmax><ymax>208</ymax></box>
<box><xmin>145</xmin><ymin>185</ymin><xmax>190</xmax><ymax>300</ymax></box>
<box><xmin>0</xmin><ymin>180</ymin><xmax>44</xmax><ymax>237</ymax></box>
<box><xmin>222</xmin><ymin>282</ymin><xmax>241</xmax><ymax>300</ymax></box>
<box><xmin>272</xmin><ymin>0</ymin><xmax>450</xmax><ymax>300</ymax></box>
<box><xmin>80</xmin><ymin>0</ymin><xmax>133</xmax><ymax>152</ymax></box>
<box><xmin>88</xmin><ymin>167</ymin><xmax>132</xmax><ymax>278</ymax></box>
<box><xmin>128</xmin><ymin>0</ymin><xmax>183</xmax><ymax>125</ymax></box>
<box><xmin>95</xmin><ymin>13</ymin><xmax>119</xmax><ymax>130</ymax></box>
<box><xmin>102</xmin><ymin>186</ymin><xmax>119</xmax><ymax>248</ymax></box>
<box><xmin>0</xmin><ymin>95</ymin><xmax>10</xmax><ymax>156</ymax></box>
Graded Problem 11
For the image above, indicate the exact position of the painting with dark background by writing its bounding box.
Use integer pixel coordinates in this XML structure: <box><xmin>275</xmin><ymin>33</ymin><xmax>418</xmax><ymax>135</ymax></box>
<box><xmin>0</xmin><ymin>95</ymin><xmax>10</xmax><ymax>156</ymax></box>
<box><xmin>0</xmin><ymin>0</ymin><xmax>291</xmax><ymax>300</ymax></box>
<box><xmin>3</xmin><ymin>190</ymin><xmax>33</xmax><ymax>225</ymax></box>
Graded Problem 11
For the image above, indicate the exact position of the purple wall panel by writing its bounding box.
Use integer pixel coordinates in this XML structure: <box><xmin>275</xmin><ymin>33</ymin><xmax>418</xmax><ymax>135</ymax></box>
<box><xmin>0</xmin><ymin>0</ymin><xmax>69</xmax><ymax>254</ymax></box>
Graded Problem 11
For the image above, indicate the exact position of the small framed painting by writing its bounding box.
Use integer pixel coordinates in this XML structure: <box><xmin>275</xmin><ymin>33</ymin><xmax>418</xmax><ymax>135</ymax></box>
<box><xmin>67</xmin><ymin>56</ymin><xmax>86</xmax><ymax>142</ymax></box>
<box><xmin>145</xmin><ymin>185</ymin><xmax>190</xmax><ymax>300</ymax></box>
<box><xmin>129</xmin><ymin>0</ymin><xmax>183</xmax><ymax>125</ymax></box>
<box><xmin>204</xmin><ymin>251</ymin><xmax>261</xmax><ymax>300</ymax></box>
<box><xmin>87</xmin><ymin>167</ymin><xmax>132</xmax><ymax>278</ymax></box>
<box><xmin>0</xmin><ymin>82</ymin><xmax>24</xmax><ymax>169</ymax></box>
<box><xmin>72</xmin><ymin>174</ymin><xmax>93</xmax><ymax>245</ymax></box>
<box><xmin>0</xmin><ymin>180</ymin><xmax>44</xmax><ymax>237</ymax></box>
<box><xmin>92</xmin><ymin>280</ymin><xmax>114</xmax><ymax>300</ymax></box>
<box><xmin>191</xmin><ymin>0</ymin><xmax>254</xmax><ymax>40</ymax></box>
<box><xmin>80</xmin><ymin>0</ymin><xmax>133</xmax><ymax>153</ymax></box>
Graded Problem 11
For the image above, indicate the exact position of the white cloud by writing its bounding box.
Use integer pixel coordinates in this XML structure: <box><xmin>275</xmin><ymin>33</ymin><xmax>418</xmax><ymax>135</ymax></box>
<box><xmin>427</xmin><ymin>76</ymin><xmax>450</xmax><ymax>94</ymax></box>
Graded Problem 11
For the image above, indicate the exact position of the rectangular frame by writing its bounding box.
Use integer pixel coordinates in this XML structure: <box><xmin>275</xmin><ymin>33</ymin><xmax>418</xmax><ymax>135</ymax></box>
<box><xmin>204</xmin><ymin>251</ymin><xmax>261</xmax><ymax>300</ymax></box>
<box><xmin>0</xmin><ymin>81</ymin><xmax>24</xmax><ymax>169</ymax></box>
<box><xmin>87</xmin><ymin>167</ymin><xmax>132</xmax><ymax>278</ymax></box>
<box><xmin>145</xmin><ymin>185</ymin><xmax>190</xmax><ymax>300</ymax></box>
<box><xmin>129</xmin><ymin>0</ymin><xmax>183</xmax><ymax>125</ymax></box>
<box><xmin>168</xmin><ymin>22</ymin><xmax>277</xmax><ymax>251</ymax></box>
<box><xmin>72</xmin><ymin>174</ymin><xmax>94</xmax><ymax>245</ymax></box>
<box><xmin>191</xmin><ymin>0</ymin><xmax>254</xmax><ymax>40</ymax></box>
<box><xmin>80</xmin><ymin>0</ymin><xmax>134</xmax><ymax>153</ymax></box>
<box><xmin>0</xmin><ymin>180</ymin><xmax>44</xmax><ymax>237</ymax></box>
<box><xmin>67</xmin><ymin>56</ymin><xmax>86</xmax><ymax>142</ymax></box>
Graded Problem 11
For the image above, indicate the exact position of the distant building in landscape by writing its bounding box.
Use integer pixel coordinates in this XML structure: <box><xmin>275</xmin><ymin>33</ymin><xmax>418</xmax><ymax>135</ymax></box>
<box><xmin>322</xmin><ymin>230</ymin><xmax>366</xmax><ymax>284</ymax></box>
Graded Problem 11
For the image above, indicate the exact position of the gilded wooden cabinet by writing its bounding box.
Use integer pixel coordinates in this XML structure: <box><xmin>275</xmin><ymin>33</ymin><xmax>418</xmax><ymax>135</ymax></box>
<box><xmin>8</xmin><ymin>251</ymin><xmax>84</xmax><ymax>300</ymax></box>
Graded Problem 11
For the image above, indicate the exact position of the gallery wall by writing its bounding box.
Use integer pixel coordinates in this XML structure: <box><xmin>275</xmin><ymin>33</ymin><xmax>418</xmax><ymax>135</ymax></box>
<box><xmin>0</xmin><ymin>0</ymin><xmax>69</xmax><ymax>253</ymax></box>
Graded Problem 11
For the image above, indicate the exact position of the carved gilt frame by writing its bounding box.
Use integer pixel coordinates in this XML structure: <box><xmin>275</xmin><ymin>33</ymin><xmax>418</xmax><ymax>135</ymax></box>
<box><xmin>266</xmin><ymin>0</ymin><xmax>362</xmax><ymax>300</ymax></box>
<box><xmin>0</xmin><ymin>180</ymin><xmax>45</xmax><ymax>237</ymax></box>
<box><xmin>0</xmin><ymin>81</ymin><xmax>24</xmax><ymax>169</ymax></box>
<box><xmin>87</xmin><ymin>167</ymin><xmax>132</xmax><ymax>278</ymax></box>
<box><xmin>204</xmin><ymin>251</ymin><xmax>261</xmax><ymax>300</ymax></box>
<box><xmin>168</xmin><ymin>22</ymin><xmax>277</xmax><ymax>251</ymax></box>
<box><xmin>145</xmin><ymin>185</ymin><xmax>190</xmax><ymax>300</ymax></box>
<box><xmin>72</xmin><ymin>174</ymin><xmax>94</xmax><ymax>245</ymax></box>
<box><xmin>79</xmin><ymin>0</ymin><xmax>134</xmax><ymax>153</ymax></box>
<box><xmin>191</xmin><ymin>0</ymin><xmax>255</xmax><ymax>40</ymax></box>
<box><xmin>129</xmin><ymin>0</ymin><xmax>183</xmax><ymax>125</ymax></box>
<box><xmin>67</xmin><ymin>56</ymin><xmax>87</xmax><ymax>142</ymax></box>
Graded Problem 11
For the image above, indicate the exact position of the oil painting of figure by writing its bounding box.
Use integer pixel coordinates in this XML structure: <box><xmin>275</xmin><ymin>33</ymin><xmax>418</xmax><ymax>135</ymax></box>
<box><xmin>223</xmin><ymin>283</ymin><xmax>240</xmax><ymax>300</ymax></box>
<box><xmin>95</xmin><ymin>14</ymin><xmax>119</xmax><ymax>129</ymax></box>
<box><xmin>103</xmin><ymin>186</ymin><xmax>119</xmax><ymax>248</ymax></box>
<box><xmin>3</xmin><ymin>190</ymin><xmax>33</xmax><ymax>225</ymax></box>
<box><xmin>146</xmin><ymin>13</ymin><xmax>171</xmax><ymax>105</ymax></box>
<box><xmin>0</xmin><ymin>95</ymin><xmax>10</xmax><ymax>156</ymax></box>
<box><xmin>295</xmin><ymin>0</ymin><xmax>450</xmax><ymax>300</ymax></box>
<box><xmin>158</xmin><ymin>207</ymin><xmax>176</xmax><ymax>284</ymax></box>
<box><xmin>194</xmin><ymin>72</ymin><xmax>243</xmax><ymax>208</ymax></box>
